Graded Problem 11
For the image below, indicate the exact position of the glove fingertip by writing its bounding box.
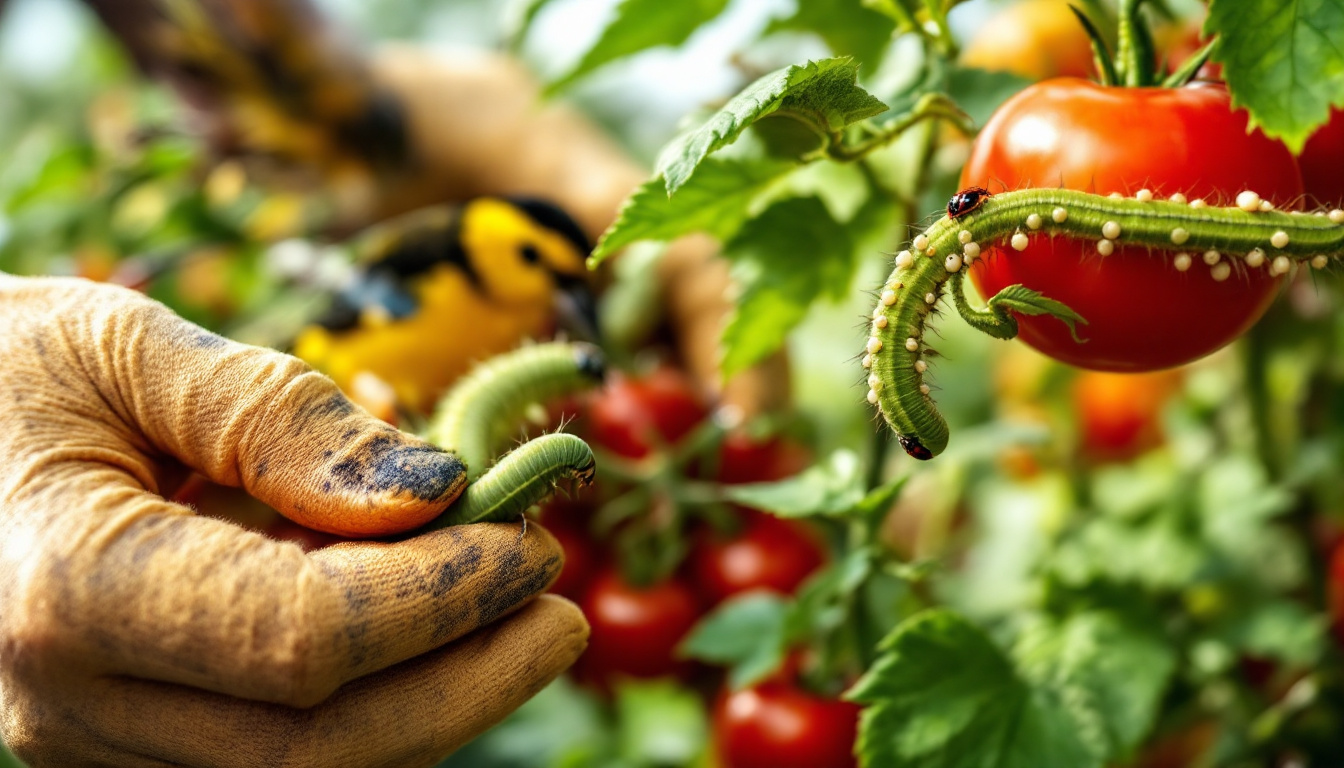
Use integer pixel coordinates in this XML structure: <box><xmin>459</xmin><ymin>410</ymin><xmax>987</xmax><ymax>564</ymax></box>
<box><xmin>263</xmin><ymin>441</ymin><xmax>469</xmax><ymax>537</ymax></box>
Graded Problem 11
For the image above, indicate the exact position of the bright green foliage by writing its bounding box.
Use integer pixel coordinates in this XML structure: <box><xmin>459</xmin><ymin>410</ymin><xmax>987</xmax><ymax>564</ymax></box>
<box><xmin>1013</xmin><ymin>612</ymin><xmax>1176</xmax><ymax>761</ymax></box>
<box><xmin>679</xmin><ymin>593</ymin><xmax>791</xmax><ymax>689</ymax></box>
<box><xmin>656</xmin><ymin>58</ymin><xmax>888</xmax><ymax>196</ymax></box>
<box><xmin>590</xmin><ymin>158</ymin><xmax>792</xmax><ymax>264</ymax></box>
<box><xmin>847</xmin><ymin>609</ymin><xmax>1104</xmax><ymax>768</ymax></box>
<box><xmin>764</xmin><ymin>0</ymin><xmax>897</xmax><ymax>75</ymax></box>
<box><xmin>440</xmin><ymin>677</ymin><xmax>708</xmax><ymax>768</ymax></box>
<box><xmin>718</xmin><ymin>196</ymin><xmax>857</xmax><ymax>378</ymax></box>
<box><xmin>613</xmin><ymin>681</ymin><xmax>709</xmax><ymax>767</ymax></box>
<box><xmin>1206</xmin><ymin>0</ymin><xmax>1344</xmax><ymax>152</ymax></box>
<box><xmin>546</xmin><ymin>0</ymin><xmax>730</xmax><ymax>94</ymax></box>
<box><xmin>723</xmin><ymin>449</ymin><xmax>866</xmax><ymax>517</ymax></box>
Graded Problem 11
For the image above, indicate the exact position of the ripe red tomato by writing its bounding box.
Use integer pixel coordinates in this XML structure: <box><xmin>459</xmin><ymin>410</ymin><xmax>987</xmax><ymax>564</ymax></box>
<box><xmin>715</xmin><ymin>432</ymin><xmax>811</xmax><ymax>485</ymax></box>
<box><xmin>1073</xmin><ymin>369</ymin><xmax>1182</xmax><ymax>461</ymax></box>
<box><xmin>960</xmin><ymin>0</ymin><xmax>1095</xmax><ymax>81</ymax></box>
<box><xmin>576</xmin><ymin>569</ymin><xmax>703</xmax><ymax>685</ymax></box>
<box><xmin>586</xmin><ymin>366</ymin><xmax>709</xmax><ymax>458</ymax></box>
<box><xmin>690</xmin><ymin>512</ymin><xmax>825</xmax><ymax>605</ymax></box>
<box><xmin>1299</xmin><ymin>108</ymin><xmax>1344</xmax><ymax>207</ymax></box>
<box><xmin>714</xmin><ymin>680</ymin><xmax>860</xmax><ymax>768</ymax></box>
<box><xmin>962</xmin><ymin>79</ymin><xmax>1303</xmax><ymax>371</ymax></box>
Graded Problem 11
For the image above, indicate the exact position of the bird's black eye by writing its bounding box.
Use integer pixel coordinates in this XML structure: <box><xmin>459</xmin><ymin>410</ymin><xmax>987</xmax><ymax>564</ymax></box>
<box><xmin>520</xmin><ymin>244</ymin><xmax>542</xmax><ymax>265</ymax></box>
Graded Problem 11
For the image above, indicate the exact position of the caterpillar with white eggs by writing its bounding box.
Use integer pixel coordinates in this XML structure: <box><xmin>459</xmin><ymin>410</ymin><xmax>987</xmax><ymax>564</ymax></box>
<box><xmin>866</xmin><ymin>188</ymin><xmax>1344</xmax><ymax>459</ymax></box>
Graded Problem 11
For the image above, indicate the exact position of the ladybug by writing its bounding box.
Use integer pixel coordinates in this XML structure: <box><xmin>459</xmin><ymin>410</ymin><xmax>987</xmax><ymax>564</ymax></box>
<box><xmin>898</xmin><ymin>434</ymin><xmax>934</xmax><ymax>461</ymax></box>
<box><xmin>947</xmin><ymin>187</ymin><xmax>990</xmax><ymax>219</ymax></box>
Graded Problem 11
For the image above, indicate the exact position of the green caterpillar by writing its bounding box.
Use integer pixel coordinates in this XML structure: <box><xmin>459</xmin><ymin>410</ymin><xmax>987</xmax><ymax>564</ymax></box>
<box><xmin>428</xmin><ymin>433</ymin><xmax>596</xmax><ymax>526</ymax></box>
<box><xmin>423</xmin><ymin>341</ymin><xmax>605</xmax><ymax>525</ymax></box>
<box><xmin>866</xmin><ymin>188</ymin><xmax>1344</xmax><ymax>460</ymax></box>
<box><xmin>427</xmin><ymin>341</ymin><xmax>605</xmax><ymax>481</ymax></box>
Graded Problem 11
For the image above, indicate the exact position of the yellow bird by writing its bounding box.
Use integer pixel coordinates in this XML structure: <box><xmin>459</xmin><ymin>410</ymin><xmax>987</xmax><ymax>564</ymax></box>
<box><xmin>291</xmin><ymin>197</ymin><xmax>597</xmax><ymax>412</ymax></box>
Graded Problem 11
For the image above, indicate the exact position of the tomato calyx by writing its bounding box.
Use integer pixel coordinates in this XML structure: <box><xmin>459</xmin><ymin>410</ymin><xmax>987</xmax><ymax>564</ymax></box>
<box><xmin>1068</xmin><ymin>0</ymin><xmax>1216</xmax><ymax>89</ymax></box>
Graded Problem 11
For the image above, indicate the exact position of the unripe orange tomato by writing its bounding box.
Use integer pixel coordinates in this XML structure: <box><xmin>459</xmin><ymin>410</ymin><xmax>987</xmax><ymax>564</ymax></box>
<box><xmin>1073</xmin><ymin>369</ymin><xmax>1181</xmax><ymax>461</ymax></box>
<box><xmin>960</xmin><ymin>0</ymin><xmax>1096</xmax><ymax>81</ymax></box>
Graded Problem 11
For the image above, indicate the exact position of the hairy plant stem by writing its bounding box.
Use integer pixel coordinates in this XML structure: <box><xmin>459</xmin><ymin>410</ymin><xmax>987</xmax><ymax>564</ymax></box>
<box><xmin>822</xmin><ymin>93</ymin><xmax>972</xmax><ymax>163</ymax></box>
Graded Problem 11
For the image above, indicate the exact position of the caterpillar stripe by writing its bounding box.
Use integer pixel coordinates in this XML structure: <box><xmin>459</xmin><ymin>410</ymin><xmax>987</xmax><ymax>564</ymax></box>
<box><xmin>866</xmin><ymin>189</ymin><xmax>1344</xmax><ymax>460</ymax></box>
<box><xmin>427</xmin><ymin>341</ymin><xmax>605</xmax><ymax>481</ymax></box>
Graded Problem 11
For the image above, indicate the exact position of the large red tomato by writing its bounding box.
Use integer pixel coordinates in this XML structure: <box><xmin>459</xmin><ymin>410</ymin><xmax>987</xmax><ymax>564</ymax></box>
<box><xmin>1299</xmin><ymin>107</ymin><xmax>1344</xmax><ymax>207</ymax></box>
<box><xmin>576</xmin><ymin>569</ymin><xmax>703</xmax><ymax>685</ymax></box>
<box><xmin>714</xmin><ymin>680</ymin><xmax>860</xmax><ymax>768</ymax></box>
<box><xmin>962</xmin><ymin>79</ymin><xmax>1303</xmax><ymax>371</ymax></box>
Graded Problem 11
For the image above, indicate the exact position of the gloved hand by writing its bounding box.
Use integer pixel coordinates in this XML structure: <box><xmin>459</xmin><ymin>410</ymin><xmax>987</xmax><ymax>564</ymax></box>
<box><xmin>0</xmin><ymin>275</ymin><xmax>588</xmax><ymax>767</ymax></box>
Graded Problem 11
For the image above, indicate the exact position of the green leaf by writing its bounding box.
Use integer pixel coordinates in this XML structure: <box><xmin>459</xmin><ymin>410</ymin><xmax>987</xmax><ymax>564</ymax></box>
<box><xmin>1213</xmin><ymin>599</ymin><xmax>1327</xmax><ymax>669</ymax></box>
<box><xmin>1206</xmin><ymin>0</ymin><xmax>1344</xmax><ymax>152</ymax></box>
<box><xmin>614</xmin><ymin>679</ymin><xmax>709</xmax><ymax>766</ymax></box>
<box><xmin>988</xmin><ymin>284</ymin><xmax>1089</xmax><ymax>342</ymax></box>
<box><xmin>1049</xmin><ymin>515</ymin><xmax>1207</xmax><ymax>591</ymax></box>
<box><xmin>657</xmin><ymin>58</ymin><xmax>888</xmax><ymax>195</ymax></box>
<box><xmin>1014</xmin><ymin>612</ymin><xmax>1177</xmax><ymax>759</ymax></box>
<box><xmin>764</xmin><ymin>0</ymin><xmax>897</xmax><ymax>75</ymax></box>
<box><xmin>860</xmin><ymin>0</ymin><xmax>919</xmax><ymax>32</ymax></box>
<box><xmin>589</xmin><ymin>157</ymin><xmax>792</xmax><ymax>265</ymax></box>
<box><xmin>680</xmin><ymin>593</ymin><xmax>791</xmax><ymax>688</ymax></box>
<box><xmin>546</xmin><ymin>0</ymin><xmax>731</xmax><ymax>94</ymax></box>
<box><xmin>718</xmin><ymin>196</ymin><xmax>857</xmax><ymax>379</ymax></box>
<box><xmin>724</xmin><ymin>448</ymin><xmax>864</xmax><ymax>517</ymax></box>
<box><xmin>847</xmin><ymin>609</ymin><xmax>1103</xmax><ymax>768</ymax></box>
<box><xmin>786</xmin><ymin>547</ymin><xmax>874</xmax><ymax>640</ymax></box>
<box><xmin>853</xmin><ymin>475</ymin><xmax>909</xmax><ymax>524</ymax></box>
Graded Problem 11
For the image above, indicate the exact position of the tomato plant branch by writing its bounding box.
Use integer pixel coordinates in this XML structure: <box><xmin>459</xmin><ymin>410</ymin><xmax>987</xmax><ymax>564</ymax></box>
<box><xmin>919</xmin><ymin>0</ymin><xmax>959</xmax><ymax>59</ymax></box>
<box><xmin>820</xmin><ymin>94</ymin><xmax>972</xmax><ymax>163</ymax></box>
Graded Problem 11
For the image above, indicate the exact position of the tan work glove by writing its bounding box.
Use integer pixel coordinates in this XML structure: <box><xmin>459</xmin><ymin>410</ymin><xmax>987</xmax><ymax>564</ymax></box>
<box><xmin>0</xmin><ymin>275</ymin><xmax>588</xmax><ymax>767</ymax></box>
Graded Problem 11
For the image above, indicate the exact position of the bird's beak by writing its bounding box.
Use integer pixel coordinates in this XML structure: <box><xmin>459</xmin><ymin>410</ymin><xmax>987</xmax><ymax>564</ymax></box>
<box><xmin>553</xmin><ymin>273</ymin><xmax>602</xmax><ymax>344</ymax></box>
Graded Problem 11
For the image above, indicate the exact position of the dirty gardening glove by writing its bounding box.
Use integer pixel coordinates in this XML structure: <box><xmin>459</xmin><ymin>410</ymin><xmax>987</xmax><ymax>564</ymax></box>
<box><xmin>0</xmin><ymin>275</ymin><xmax>588</xmax><ymax>767</ymax></box>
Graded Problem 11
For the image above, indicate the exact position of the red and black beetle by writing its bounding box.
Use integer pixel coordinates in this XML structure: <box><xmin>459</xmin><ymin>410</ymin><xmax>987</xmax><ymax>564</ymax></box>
<box><xmin>947</xmin><ymin>187</ymin><xmax>991</xmax><ymax>219</ymax></box>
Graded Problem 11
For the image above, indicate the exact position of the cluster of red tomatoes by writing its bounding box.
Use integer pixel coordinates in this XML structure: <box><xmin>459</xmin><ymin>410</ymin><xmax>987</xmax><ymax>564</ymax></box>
<box><xmin>538</xmin><ymin>365</ymin><xmax>861</xmax><ymax>768</ymax></box>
